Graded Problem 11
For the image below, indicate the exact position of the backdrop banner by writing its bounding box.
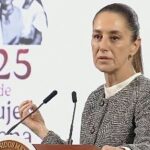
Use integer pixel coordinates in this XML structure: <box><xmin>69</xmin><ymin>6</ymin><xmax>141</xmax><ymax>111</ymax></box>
<box><xmin>0</xmin><ymin>0</ymin><xmax>150</xmax><ymax>144</ymax></box>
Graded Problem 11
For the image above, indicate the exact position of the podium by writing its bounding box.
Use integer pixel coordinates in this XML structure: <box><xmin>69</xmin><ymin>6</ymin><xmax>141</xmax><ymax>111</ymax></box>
<box><xmin>33</xmin><ymin>144</ymin><xmax>100</xmax><ymax>150</ymax></box>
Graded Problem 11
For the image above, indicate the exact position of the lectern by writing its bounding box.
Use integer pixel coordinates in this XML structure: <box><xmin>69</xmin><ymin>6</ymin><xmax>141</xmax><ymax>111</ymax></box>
<box><xmin>33</xmin><ymin>144</ymin><xmax>100</xmax><ymax>150</ymax></box>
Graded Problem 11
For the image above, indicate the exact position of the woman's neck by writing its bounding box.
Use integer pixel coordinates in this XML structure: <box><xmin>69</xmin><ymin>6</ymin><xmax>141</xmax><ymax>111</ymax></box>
<box><xmin>104</xmin><ymin>67</ymin><xmax>136</xmax><ymax>87</ymax></box>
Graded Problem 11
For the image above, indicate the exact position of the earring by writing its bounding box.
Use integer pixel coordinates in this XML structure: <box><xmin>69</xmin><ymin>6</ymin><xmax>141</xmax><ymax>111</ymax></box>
<box><xmin>128</xmin><ymin>54</ymin><xmax>132</xmax><ymax>60</ymax></box>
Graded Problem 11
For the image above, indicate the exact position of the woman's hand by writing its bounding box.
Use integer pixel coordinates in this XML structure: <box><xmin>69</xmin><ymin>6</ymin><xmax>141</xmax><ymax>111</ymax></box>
<box><xmin>101</xmin><ymin>145</ymin><xmax>125</xmax><ymax>150</ymax></box>
<box><xmin>19</xmin><ymin>100</ymin><xmax>49</xmax><ymax>139</ymax></box>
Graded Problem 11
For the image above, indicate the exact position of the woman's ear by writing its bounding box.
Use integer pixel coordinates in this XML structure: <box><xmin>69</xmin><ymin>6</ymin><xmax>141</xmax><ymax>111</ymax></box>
<box><xmin>130</xmin><ymin>37</ymin><xmax>141</xmax><ymax>56</ymax></box>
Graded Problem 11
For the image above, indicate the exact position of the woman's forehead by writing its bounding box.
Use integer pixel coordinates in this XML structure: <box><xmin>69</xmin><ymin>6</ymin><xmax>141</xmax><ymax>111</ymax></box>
<box><xmin>93</xmin><ymin>12</ymin><xmax>130</xmax><ymax>33</ymax></box>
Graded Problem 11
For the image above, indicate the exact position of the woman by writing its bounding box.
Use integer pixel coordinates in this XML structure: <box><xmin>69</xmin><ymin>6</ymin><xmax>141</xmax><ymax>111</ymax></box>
<box><xmin>19</xmin><ymin>3</ymin><xmax>150</xmax><ymax>150</ymax></box>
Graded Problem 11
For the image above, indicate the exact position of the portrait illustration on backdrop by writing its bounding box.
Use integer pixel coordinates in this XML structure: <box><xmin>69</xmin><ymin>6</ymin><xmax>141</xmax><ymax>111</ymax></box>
<box><xmin>0</xmin><ymin>0</ymin><xmax>48</xmax><ymax>45</ymax></box>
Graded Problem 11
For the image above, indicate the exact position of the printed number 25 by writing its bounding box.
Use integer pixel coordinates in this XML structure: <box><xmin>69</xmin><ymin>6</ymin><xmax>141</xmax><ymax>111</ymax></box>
<box><xmin>0</xmin><ymin>49</ymin><xmax>31</xmax><ymax>79</ymax></box>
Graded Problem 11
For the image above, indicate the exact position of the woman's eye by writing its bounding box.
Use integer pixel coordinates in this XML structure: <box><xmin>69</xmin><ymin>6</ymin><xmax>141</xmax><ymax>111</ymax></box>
<box><xmin>93</xmin><ymin>34</ymin><xmax>102</xmax><ymax>40</ymax></box>
<box><xmin>111</xmin><ymin>36</ymin><xmax>120</xmax><ymax>41</ymax></box>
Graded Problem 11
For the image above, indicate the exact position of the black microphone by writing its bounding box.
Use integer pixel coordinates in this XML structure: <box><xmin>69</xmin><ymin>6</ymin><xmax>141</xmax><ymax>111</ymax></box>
<box><xmin>68</xmin><ymin>91</ymin><xmax>77</xmax><ymax>144</ymax></box>
<box><xmin>6</xmin><ymin>90</ymin><xmax>58</xmax><ymax>135</ymax></box>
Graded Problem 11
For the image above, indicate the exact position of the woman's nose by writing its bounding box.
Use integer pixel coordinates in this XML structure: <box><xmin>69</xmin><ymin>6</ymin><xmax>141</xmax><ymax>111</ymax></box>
<box><xmin>98</xmin><ymin>37</ymin><xmax>109</xmax><ymax>52</ymax></box>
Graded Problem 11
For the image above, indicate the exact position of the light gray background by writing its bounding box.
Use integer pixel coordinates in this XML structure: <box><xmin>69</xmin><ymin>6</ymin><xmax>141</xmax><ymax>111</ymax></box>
<box><xmin>1</xmin><ymin>0</ymin><xmax>150</xmax><ymax>144</ymax></box>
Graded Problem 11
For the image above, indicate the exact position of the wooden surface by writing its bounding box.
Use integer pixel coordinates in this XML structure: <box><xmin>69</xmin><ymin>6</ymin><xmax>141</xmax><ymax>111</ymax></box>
<box><xmin>33</xmin><ymin>144</ymin><xmax>100</xmax><ymax>150</ymax></box>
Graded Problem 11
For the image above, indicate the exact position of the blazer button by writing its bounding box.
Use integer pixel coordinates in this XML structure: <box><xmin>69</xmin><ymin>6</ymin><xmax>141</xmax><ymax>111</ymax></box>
<box><xmin>90</xmin><ymin>126</ymin><xmax>95</xmax><ymax>134</ymax></box>
<box><xmin>99</xmin><ymin>100</ymin><xmax>104</xmax><ymax>106</ymax></box>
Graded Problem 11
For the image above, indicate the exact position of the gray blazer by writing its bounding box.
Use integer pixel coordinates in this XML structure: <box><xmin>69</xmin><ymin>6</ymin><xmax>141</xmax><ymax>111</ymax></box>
<box><xmin>42</xmin><ymin>75</ymin><xmax>150</xmax><ymax>150</ymax></box>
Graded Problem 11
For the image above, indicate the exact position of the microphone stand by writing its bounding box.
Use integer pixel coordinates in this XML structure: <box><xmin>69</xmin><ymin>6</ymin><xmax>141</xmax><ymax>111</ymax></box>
<box><xmin>6</xmin><ymin>103</ymin><xmax>44</xmax><ymax>135</ymax></box>
<box><xmin>6</xmin><ymin>90</ymin><xmax>57</xmax><ymax>135</ymax></box>
<box><xmin>67</xmin><ymin>91</ymin><xmax>77</xmax><ymax>144</ymax></box>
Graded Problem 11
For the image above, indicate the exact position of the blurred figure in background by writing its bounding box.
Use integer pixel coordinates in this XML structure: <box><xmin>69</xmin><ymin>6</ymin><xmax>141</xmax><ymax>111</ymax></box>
<box><xmin>19</xmin><ymin>0</ymin><xmax>48</xmax><ymax>45</ymax></box>
<box><xmin>0</xmin><ymin>0</ymin><xmax>23</xmax><ymax>45</ymax></box>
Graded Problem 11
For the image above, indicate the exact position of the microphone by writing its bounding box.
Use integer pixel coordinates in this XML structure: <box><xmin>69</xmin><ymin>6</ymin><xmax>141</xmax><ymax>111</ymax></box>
<box><xmin>68</xmin><ymin>91</ymin><xmax>77</xmax><ymax>144</ymax></box>
<box><xmin>6</xmin><ymin>90</ymin><xmax>58</xmax><ymax>135</ymax></box>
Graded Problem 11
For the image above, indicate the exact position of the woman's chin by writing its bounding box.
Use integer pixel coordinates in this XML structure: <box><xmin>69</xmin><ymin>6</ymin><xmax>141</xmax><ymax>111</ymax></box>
<box><xmin>97</xmin><ymin>67</ymin><xmax>115</xmax><ymax>74</ymax></box>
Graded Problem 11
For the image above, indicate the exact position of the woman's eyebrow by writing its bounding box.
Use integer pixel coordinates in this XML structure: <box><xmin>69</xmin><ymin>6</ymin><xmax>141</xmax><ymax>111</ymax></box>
<box><xmin>109</xmin><ymin>30</ymin><xmax>121</xmax><ymax>35</ymax></box>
